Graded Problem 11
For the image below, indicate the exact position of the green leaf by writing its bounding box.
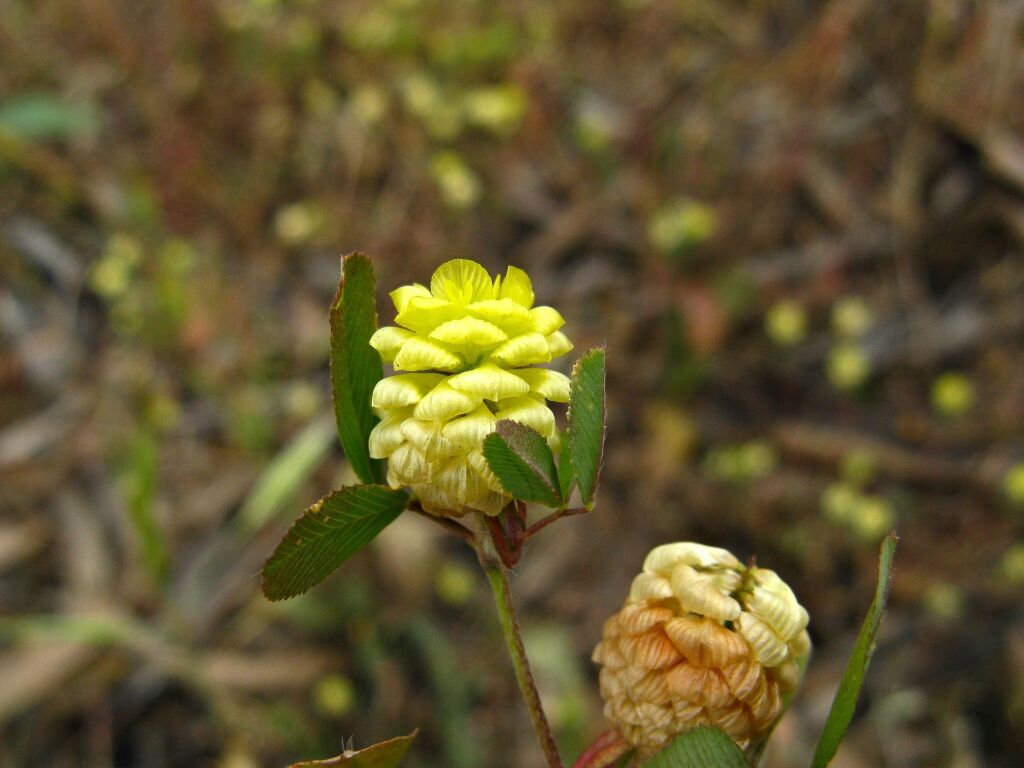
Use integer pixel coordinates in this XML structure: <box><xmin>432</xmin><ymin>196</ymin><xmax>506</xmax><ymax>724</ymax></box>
<box><xmin>331</xmin><ymin>253</ymin><xmax>385</xmax><ymax>485</ymax></box>
<box><xmin>811</xmin><ymin>532</ymin><xmax>898</xmax><ymax>768</ymax></box>
<box><xmin>567</xmin><ymin>348</ymin><xmax>606</xmax><ymax>507</ymax></box>
<box><xmin>289</xmin><ymin>730</ymin><xmax>418</xmax><ymax>767</ymax></box>
<box><xmin>262</xmin><ymin>485</ymin><xmax>408</xmax><ymax>601</ymax></box>
<box><xmin>643</xmin><ymin>727</ymin><xmax>747</xmax><ymax>768</ymax></box>
<box><xmin>237</xmin><ymin>415</ymin><xmax>336</xmax><ymax>533</ymax></box>
<box><xmin>482</xmin><ymin>420</ymin><xmax>562</xmax><ymax>507</ymax></box>
<box><xmin>0</xmin><ymin>93</ymin><xmax>101</xmax><ymax>140</ymax></box>
<box><xmin>557</xmin><ymin>430</ymin><xmax>575</xmax><ymax>502</ymax></box>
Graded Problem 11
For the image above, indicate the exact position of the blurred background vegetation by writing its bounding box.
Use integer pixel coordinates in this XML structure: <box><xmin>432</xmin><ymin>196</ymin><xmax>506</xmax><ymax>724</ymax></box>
<box><xmin>2</xmin><ymin>0</ymin><xmax>1024</xmax><ymax>766</ymax></box>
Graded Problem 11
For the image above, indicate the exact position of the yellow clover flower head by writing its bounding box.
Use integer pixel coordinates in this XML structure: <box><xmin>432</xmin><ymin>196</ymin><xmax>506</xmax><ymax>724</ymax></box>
<box><xmin>368</xmin><ymin>259</ymin><xmax>573</xmax><ymax>516</ymax></box>
<box><xmin>592</xmin><ymin>542</ymin><xmax>810</xmax><ymax>757</ymax></box>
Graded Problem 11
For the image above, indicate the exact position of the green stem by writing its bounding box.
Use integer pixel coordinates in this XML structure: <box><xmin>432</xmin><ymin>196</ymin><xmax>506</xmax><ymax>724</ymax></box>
<box><xmin>477</xmin><ymin>525</ymin><xmax>564</xmax><ymax>767</ymax></box>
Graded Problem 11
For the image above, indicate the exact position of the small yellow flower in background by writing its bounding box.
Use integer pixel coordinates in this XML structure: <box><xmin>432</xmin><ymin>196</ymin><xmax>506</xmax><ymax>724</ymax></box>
<box><xmin>369</xmin><ymin>259</ymin><xmax>573</xmax><ymax>516</ymax></box>
<box><xmin>827</xmin><ymin>343</ymin><xmax>871</xmax><ymax>391</ymax></box>
<box><xmin>592</xmin><ymin>542</ymin><xmax>810</xmax><ymax>757</ymax></box>
<box><xmin>765</xmin><ymin>299</ymin><xmax>807</xmax><ymax>347</ymax></box>
<box><xmin>430</xmin><ymin>151</ymin><xmax>481</xmax><ymax>209</ymax></box>
<box><xmin>831</xmin><ymin>296</ymin><xmax>873</xmax><ymax>338</ymax></box>
<box><xmin>931</xmin><ymin>372</ymin><xmax>976</xmax><ymax>417</ymax></box>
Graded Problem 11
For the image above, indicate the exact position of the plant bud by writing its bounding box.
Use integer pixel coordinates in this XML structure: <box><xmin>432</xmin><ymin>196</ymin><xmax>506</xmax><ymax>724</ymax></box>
<box><xmin>369</xmin><ymin>259</ymin><xmax>573</xmax><ymax>516</ymax></box>
<box><xmin>592</xmin><ymin>542</ymin><xmax>810</xmax><ymax>757</ymax></box>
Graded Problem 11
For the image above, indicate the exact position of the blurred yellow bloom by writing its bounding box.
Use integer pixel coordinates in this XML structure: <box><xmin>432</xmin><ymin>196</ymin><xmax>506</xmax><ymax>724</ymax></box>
<box><xmin>593</xmin><ymin>542</ymin><xmax>810</xmax><ymax>757</ymax></box>
<box><xmin>369</xmin><ymin>259</ymin><xmax>573</xmax><ymax>516</ymax></box>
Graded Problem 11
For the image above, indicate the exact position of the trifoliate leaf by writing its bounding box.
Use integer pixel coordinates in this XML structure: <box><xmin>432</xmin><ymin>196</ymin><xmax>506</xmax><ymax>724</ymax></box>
<box><xmin>331</xmin><ymin>253</ymin><xmax>385</xmax><ymax>484</ymax></box>
<box><xmin>262</xmin><ymin>485</ymin><xmax>409</xmax><ymax>601</ymax></box>
<box><xmin>568</xmin><ymin>348</ymin><xmax>606</xmax><ymax>507</ymax></box>
<box><xmin>643</xmin><ymin>726</ymin><xmax>747</xmax><ymax>768</ymax></box>
<box><xmin>482</xmin><ymin>420</ymin><xmax>562</xmax><ymax>507</ymax></box>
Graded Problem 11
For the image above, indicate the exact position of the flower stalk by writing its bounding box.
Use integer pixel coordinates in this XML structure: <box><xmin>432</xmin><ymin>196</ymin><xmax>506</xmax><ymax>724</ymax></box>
<box><xmin>476</xmin><ymin>516</ymin><xmax>564</xmax><ymax>768</ymax></box>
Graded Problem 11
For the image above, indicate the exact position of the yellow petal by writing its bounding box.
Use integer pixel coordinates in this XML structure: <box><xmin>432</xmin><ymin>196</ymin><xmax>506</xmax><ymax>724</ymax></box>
<box><xmin>435</xmin><ymin>455</ymin><xmax>491</xmax><ymax>507</ymax></box>
<box><xmin>447</xmin><ymin>362</ymin><xmax>531</xmax><ymax>401</ymax></box>
<box><xmin>669</xmin><ymin>564</ymin><xmax>742</xmax><ymax>621</ymax></box>
<box><xmin>494</xmin><ymin>394</ymin><xmax>556</xmax><ymax>437</ymax></box>
<box><xmin>735</xmin><ymin>611</ymin><xmax>789</xmax><ymax>668</ymax></box>
<box><xmin>388</xmin><ymin>443</ymin><xmax>433</xmax><ymax>484</ymax></box>
<box><xmin>368</xmin><ymin>409</ymin><xmax>411</xmax><ymax>458</ymax></box>
<box><xmin>744</xmin><ymin>568</ymin><xmax>807</xmax><ymax>641</ymax></box>
<box><xmin>393</xmin><ymin>336</ymin><xmax>463</xmax><ymax>372</ymax></box>
<box><xmin>400</xmin><ymin>418</ymin><xmax>458</xmax><ymax>459</ymax></box>
<box><xmin>430</xmin><ymin>259</ymin><xmax>494</xmax><ymax>305</ymax></box>
<box><xmin>468</xmin><ymin>448</ymin><xmax>506</xmax><ymax>493</ymax></box>
<box><xmin>414</xmin><ymin>482</ymin><xmax>460</xmax><ymax>516</ymax></box>
<box><xmin>497</xmin><ymin>265</ymin><xmax>534</xmax><ymax>307</ymax></box>
<box><xmin>467</xmin><ymin>298</ymin><xmax>533</xmax><ymax>333</ymax></box>
<box><xmin>390</xmin><ymin>283</ymin><xmax>430</xmax><ymax>313</ymax></box>
<box><xmin>429</xmin><ymin>316</ymin><xmax>508</xmax><ymax>347</ymax></box>
<box><xmin>528</xmin><ymin>306</ymin><xmax>565</xmax><ymax>335</ymax></box>
<box><xmin>644</xmin><ymin>543</ymin><xmax>743</xmax><ymax>574</ymax></box>
<box><xmin>465</xmin><ymin>489</ymin><xmax>507</xmax><ymax>515</ymax></box>
<box><xmin>413</xmin><ymin>380</ymin><xmax>480</xmax><ymax>422</ymax></box>
<box><xmin>628</xmin><ymin>573</ymin><xmax>674</xmax><ymax>602</ymax></box>
<box><xmin>395</xmin><ymin>295</ymin><xmax>465</xmax><ymax>335</ymax></box>
<box><xmin>371</xmin><ymin>373</ymin><xmax>445</xmax><ymax>409</ymax></box>
<box><xmin>546</xmin><ymin>330</ymin><xmax>574</xmax><ymax>358</ymax></box>
<box><xmin>442</xmin><ymin>405</ymin><xmax>497</xmax><ymax>451</ymax></box>
<box><xmin>514</xmin><ymin>368</ymin><xmax>571</xmax><ymax>402</ymax></box>
<box><xmin>489</xmin><ymin>332</ymin><xmax>552</xmax><ymax>367</ymax></box>
<box><xmin>369</xmin><ymin>326</ymin><xmax>414</xmax><ymax>363</ymax></box>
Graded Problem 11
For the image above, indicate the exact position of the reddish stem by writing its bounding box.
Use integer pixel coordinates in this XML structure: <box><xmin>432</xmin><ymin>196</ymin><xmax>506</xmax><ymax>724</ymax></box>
<box><xmin>524</xmin><ymin>507</ymin><xmax>589</xmax><ymax>540</ymax></box>
<box><xmin>571</xmin><ymin>730</ymin><xmax>631</xmax><ymax>768</ymax></box>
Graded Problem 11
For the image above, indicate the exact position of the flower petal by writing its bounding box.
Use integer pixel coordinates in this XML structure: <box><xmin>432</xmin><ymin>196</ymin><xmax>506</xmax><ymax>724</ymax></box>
<box><xmin>393</xmin><ymin>336</ymin><xmax>463</xmax><ymax>372</ymax></box>
<box><xmin>430</xmin><ymin>259</ymin><xmax>494</xmax><ymax>305</ymax></box>
<box><xmin>369</xmin><ymin>326</ymin><xmax>414</xmax><ymax>363</ymax></box>
<box><xmin>546</xmin><ymin>330</ymin><xmax>574</xmax><ymax>358</ymax></box>
<box><xmin>395</xmin><ymin>295</ymin><xmax>465</xmax><ymax>335</ymax></box>
<box><xmin>493</xmin><ymin>394</ymin><xmax>556</xmax><ymax>437</ymax></box>
<box><xmin>497</xmin><ymin>265</ymin><xmax>534</xmax><ymax>307</ymax></box>
<box><xmin>466</xmin><ymin>489</ymin><xmax>507</xmax><ymax>515</ymax></box>
<box><xmin>466</xmin><ymin>298</ymin><xmax>534</xmax><ymax>335</ymax></box>
<box><xmin>368</xmin><ymin>408</ymin><xmax>411</xmax><ymax>458</ymax></box>
<box><xmin>388</xmin><ymin>442</ymin><xmax>433</xmax><ymax>484</ymax></box>
<box><xmin>643</xmin><ymin>542</ymin><xmax>743</xmax><ymax>574</ymax></box>
<box><xmin>429</xmin><ymin>316</ymin><xmax>508</xmax><ymax>347</ymax></box>
<box><xmin>447</xmin><ymin>362</ymin><xmax>531</xmax><ymax>401</ymax></box>
<box><xmin>514</xmin><ymin>368</ymin><xmax>571</xmax><ymax>402</ymax></box>
<box><xmin>413</xmin><ymin>380</ymin><xmax>480</xmax><ymax>422</ymax></box>
<box><xmin>371</xmin><ymin>373</ymin><xmax>445</xmax><ymax>409</ymax></box>
<box><xmin>390</xmin><ymin>283</ymin><xmax>431</xmax><ymax>313</ymax></box>
<box><xmin>400</xmin><ymin>418</ymin><xmax>458</xmax><ymax>459</ymax></box>
<box><xmin>468</xmin><ymin>448</ymin><xmax>506</xmax><ymax>494</ymax></box>
<box><xmin>435</xmin><ymin>455</ymin><xmax>491</xmax><ymax>507</ymax></box>
<box><xmin>735</xmin><ymin>612</ymin><xmax>789</xmax><ymax>668</ymax></box>
<box><xmin>669</xmin><ymin>564</ymin><xmax>742</xmax><ymax>621</ymax></box>
<box><xmin>443</xmin><ymin>405</ymin><xmax>497</xmax><ymax>451</ymax></box>
<box><xmin>528</xmin><ymin>306</ymin><xmax>565</xmax><ymax>335</ymax></box>
<box><xmin>489</xmin><ymin>332</ymin><xmax>552</xmax><ymax>367</ymax></box>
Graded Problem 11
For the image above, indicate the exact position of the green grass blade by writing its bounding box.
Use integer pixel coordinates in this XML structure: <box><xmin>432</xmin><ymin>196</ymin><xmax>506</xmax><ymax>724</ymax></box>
<box><xmin>261</xmin><ymin>485</ymin><xmax>408</xmax><ymax>601</ymax></box>
<box><xmin>331</xmin><ymin>253</ymin><xmax>384</xmax><ymax>485</ymax></box>
<box><xmin>237</xmin><ymin>415</ymin><xmax>336</xmax><ymax>532</ymax></box>
<box><xmin>567</xmin><ymin>348</ymin><xmax>606</xmax><ymax>507</ymax></box>
<box><xmin>482</xmin><ymin>420</ymin><xmax>562</xmax><ymax>507</ymax></box>
<box><xmin>643</xmin><ymin>727</ymin><xmax>748</xmax><ymax>768</ymax></box>
<box><xmin>811</xmin><ymin>532</ymin><xmax>898</xmax><ymax>767</ymax></box>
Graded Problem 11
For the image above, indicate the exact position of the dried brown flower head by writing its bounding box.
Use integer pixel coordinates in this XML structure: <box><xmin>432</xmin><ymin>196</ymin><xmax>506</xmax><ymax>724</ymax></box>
<box><xmin>592</xmin><ymin>543</ymin><xmax>810</xmax><ymax>757</ymax></box>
